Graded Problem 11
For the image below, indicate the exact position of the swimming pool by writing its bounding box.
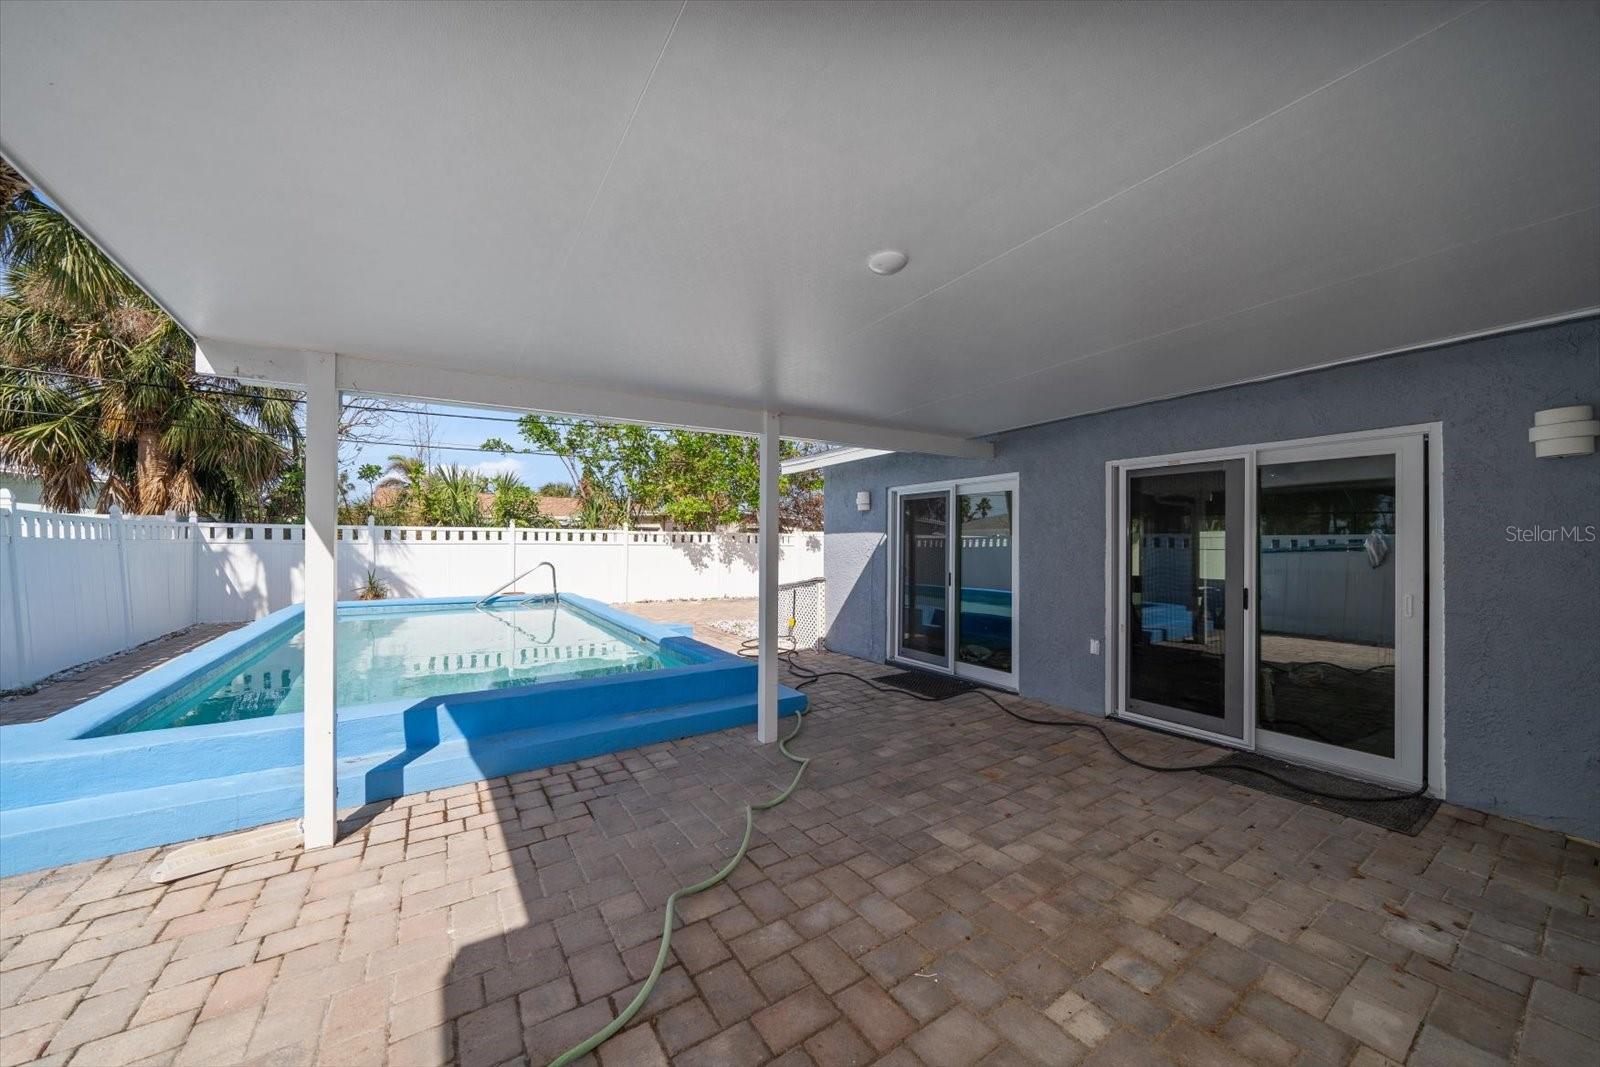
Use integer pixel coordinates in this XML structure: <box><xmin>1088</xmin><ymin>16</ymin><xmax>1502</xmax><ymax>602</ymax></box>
<box><xmin>0</xmin><ymin>594</ymin><xmax>805</xmax><ymax>875</ymax></box>
<box><xmin>89</xmin><ymin>599</ymin><xmax>701</xmax><ymax>735</ymax></box>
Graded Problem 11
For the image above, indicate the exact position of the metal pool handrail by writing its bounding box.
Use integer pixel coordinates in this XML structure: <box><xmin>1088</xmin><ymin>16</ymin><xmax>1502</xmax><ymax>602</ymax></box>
<box><xmin>475</xmin><ymin>561</ymin><xmax>558</xmax><ymax>609</ymax></box>
<box><xmin>476</xmin><ymin>603</ymin><xmax>558</xmax><ymax>645</ymax></box>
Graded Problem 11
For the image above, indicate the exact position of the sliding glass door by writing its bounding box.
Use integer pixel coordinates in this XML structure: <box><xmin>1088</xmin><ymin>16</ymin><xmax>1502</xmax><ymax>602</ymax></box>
<box><xmin>1122</xmin><ymin>461</ymin><xmax>1247</xmax><ymax>742</ymax></box>
<box><xmin>891</xmin><ymin>477</ymin><xmax>1018</xmax><ymax>687</ymax></box>
<box><xmin>1113</xmin><ymin>431</ymin><xmax>1428</xmax><ymax>787</ymax></box>
<box><xmin>955</xmin><ymin>487</ymin><xmax>1015</xmax><ymax>685</ymax></box>
<box><xmin>1255</xmin><ymin>436</ymin><xmax>1425</xmax><ymax>786</ymax></box>
<box><xmin>897</xmin><ymin>492</ymin><xmax>950</xmax><ymax>667</ymax></box>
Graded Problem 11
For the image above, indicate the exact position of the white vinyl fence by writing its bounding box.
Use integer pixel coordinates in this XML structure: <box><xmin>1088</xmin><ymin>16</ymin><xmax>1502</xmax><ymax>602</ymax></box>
<box><xmin>0</xmin><ymin>493</ymin><xmax>822</xmax><ymax>690</ymax></box>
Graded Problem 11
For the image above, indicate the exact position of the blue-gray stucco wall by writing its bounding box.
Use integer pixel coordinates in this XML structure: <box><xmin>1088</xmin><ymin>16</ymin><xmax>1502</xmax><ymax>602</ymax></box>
<box><xmin>823</xmin><ymin>318</ymin><xmax>1600</xmax><ymax>840</ymax></box>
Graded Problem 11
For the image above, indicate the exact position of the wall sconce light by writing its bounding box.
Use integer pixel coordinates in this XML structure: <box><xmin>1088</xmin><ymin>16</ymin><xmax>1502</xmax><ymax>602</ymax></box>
<box><xmin>856</xmin><ymin>490</ymin><xmax>872</xmax><ymax>512</ymax></box>
<box><xmin>1529</xmin><ymin>405</ymin><xmax>1599</xmax><ymax>458</ymax></box>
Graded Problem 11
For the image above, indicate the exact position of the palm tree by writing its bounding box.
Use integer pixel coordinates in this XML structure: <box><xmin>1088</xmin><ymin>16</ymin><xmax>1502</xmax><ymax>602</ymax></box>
<box><xmin>374</xmin><ymin>453</ymin><xmax>427</xmax><ymax>522</ymax></box>
<box><xmin>488</xmin><ymin>471</ymin><xmax>550</xmax><ymax>527</ymax></box>
<box><xmin>0</xmin><ymin>162</ymin><xmax>300</xmax><ymax>516</ymax></box>
<box><xmin>421</xmin><ymin>465</ymin><xmax>486</xmax><ymax>527</ymax></box>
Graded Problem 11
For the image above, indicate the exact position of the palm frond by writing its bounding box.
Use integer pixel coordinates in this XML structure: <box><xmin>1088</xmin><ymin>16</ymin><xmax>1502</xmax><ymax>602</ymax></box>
<box><xmin>1</xmin><ymin>192</ymin><xmax>147</xmax><ymax>312</ymax></box>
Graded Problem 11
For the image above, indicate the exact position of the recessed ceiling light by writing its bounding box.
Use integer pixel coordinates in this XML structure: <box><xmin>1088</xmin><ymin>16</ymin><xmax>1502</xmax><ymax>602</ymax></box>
<box><xmin>867</xmin><ymin>249</ymin><xmax>909</xmax><ymax>276</ymax></box>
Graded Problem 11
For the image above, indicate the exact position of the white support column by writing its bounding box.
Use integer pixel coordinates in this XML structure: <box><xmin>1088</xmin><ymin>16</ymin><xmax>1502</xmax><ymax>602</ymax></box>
<box><xmin>757</xmin><ymin>411</ymin><xmax>781</xmax><ymax>744</ymax></box>
<box><xmin>303</xmin><ymin>352</ymin><xmax>340</xmax><ymax>850</ymax></box>
<box><xmin>109</xmin><ymin>505</ymin><xmax>134</xmax><ymax>648</ymax></box>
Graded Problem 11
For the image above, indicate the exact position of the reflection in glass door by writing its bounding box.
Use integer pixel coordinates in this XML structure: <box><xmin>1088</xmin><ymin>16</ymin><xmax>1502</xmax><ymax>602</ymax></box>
<box><xmin>1255</xmin><ymin>437</ymin><xmax>1424</xmax><ymax>786</ymax></box>
<box><xmin>897</xmin><ymin>493</ymin><xmax>949</xmax><ymax>666</ymax></box>
<box><xmin>1124</xmin><ymin>461</ymin><xmax>1246</xmax><ymax>741</ymax></box>
<box><xmin>891</xmin><ymin>478</ymin><xmax>1019</xmax><ymax>686</ymax></box>
<box><xmin>956</xmin><ymin>489</ymin><xmax>1014</xmax><ymax>684</ymax></box>
<box><xmin>1257</xmin><ymin>456</ymin><xmax>1395</xmax><ymax>754</ymax></box>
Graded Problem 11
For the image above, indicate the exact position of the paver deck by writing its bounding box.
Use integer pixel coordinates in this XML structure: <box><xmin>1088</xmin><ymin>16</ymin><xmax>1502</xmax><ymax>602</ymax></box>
<box><xmin>612</xmin><ymin>598</ymin><xmax>755</xmax><ymax>654</ymax></box>
<box><xmin>1</xmin><ymin>644</ymin><xmax>1595</xmax><ymax>1066</ymax></box>
<box><xmin>0</xmin><ymin>625</ymin><xmax>243</xmax><ymax>727</ymax></box>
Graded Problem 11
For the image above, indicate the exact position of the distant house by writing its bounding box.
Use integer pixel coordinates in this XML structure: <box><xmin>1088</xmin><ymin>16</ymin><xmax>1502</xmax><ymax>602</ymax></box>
<box><xmin>0</xmin><ymin>465</ymin><xmax>48</xmax><ymax>508</ymax></box>
<box><xmin>367</xmin><ymin>484</ymin><xmax>584</xmax><ymax>527</ymax></box>
<box><xmin>532</xmin><ymin>495</ymin><xmax>582</xmax><ymax>526</ymax></box>
<box><xmin>0</xmin><ymin>463</ymin><xmax>109</xmax><ymax>513</ymax></box>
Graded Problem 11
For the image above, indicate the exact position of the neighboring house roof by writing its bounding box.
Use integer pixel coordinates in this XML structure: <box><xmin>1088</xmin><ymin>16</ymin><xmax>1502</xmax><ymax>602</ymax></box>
<box><xmin>369</xmin><ymin>484</ymin><xmax>404</xmax><ymax>511</ymax></box>
<box><xmin>535</xmin><ymin>496</ymin><xmax>582</xmax><ymax>520</ymax></box>
<box><xmin>367</xmin><ymin>484</ymin><xmax>582</xmax><ymax>524</ymax></box>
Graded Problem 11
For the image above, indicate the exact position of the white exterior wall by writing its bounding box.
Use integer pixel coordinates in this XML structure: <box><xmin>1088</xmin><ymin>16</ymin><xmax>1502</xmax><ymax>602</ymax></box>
<box><xmin>0</xmin><ymin>501</ymin><xmax>823</xmax><ymax>689</ymax></box>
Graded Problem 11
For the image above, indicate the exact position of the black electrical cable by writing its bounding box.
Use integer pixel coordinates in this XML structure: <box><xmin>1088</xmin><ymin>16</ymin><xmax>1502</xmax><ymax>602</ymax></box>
<box><xmin>0</xmin><ymin>406</ymin><xmax>577</xmax><ymax>459</ymax></box>
<box><xmin>2</xmin><ymin>366</ymin><xmax>591</xmax><ymax>425</ymax></box>
<box><xmin>739</xmin><ymin>641</ymin><xmax>1426</xmax><ymax>804</ymax></box>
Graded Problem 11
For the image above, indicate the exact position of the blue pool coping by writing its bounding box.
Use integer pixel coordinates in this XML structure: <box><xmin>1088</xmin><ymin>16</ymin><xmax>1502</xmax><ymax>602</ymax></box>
<box><xmin>0</xmin><ymin>594</ymin><xmax>805</xmax><ymax>876</ymax></box>
<box><xmin>9</xmin><ymin>593</ymin><xmax>705</xmax><ymax>745</ymax></box>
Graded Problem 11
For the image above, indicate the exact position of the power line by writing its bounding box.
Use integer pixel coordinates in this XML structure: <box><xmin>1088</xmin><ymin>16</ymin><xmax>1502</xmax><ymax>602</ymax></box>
<box><xmin>0</xmin><ymin>407</ymin><xmax>294</xmax><ymax>436</ymax></box>
<box><xmin>1</xmin><ymin>365</ymin><xmax>594</xmax><ymax>427</ymax></box>
<box><xmin>341</xmin><ymin>437</ymin><xmax>569</xmax><ymax>459</ymax></box>
<box><xmin>0</xmin><ymin>404</ymin><xmax>573</xmax><ymax>460</ymax></box>
<box><xmin>344</xmin><ymin>405</ymin><xmax>562</xmax><ymax>426</ymax></box>
<box><xmin>2</xmin><ymin>363</ymin><xmax>300</xmax><ymax>404</ymax></box>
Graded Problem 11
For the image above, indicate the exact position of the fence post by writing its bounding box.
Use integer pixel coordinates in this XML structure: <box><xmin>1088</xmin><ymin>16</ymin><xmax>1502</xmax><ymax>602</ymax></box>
<box><xmin>0</xmin><ymin>489</ymin><xmax>30</xmax><ymax>689</ymax></box>
<box><xmin>508</xmin><ymin>518</ymin><xmax>517</xmax><ymax>591</ymax></box>
<box><xmin>189</xmin><ymin>510</ymin><xmax>201</xmax><ymax>625</ymax></box>
<box><xmin>367</xmin><ymin>514</ymin><xmax>378</xmax><ymax>581</ymax></box>
<box><xmin>110</xmin><ymin>505</ymin><xmax>135</xmax><ymax>647</ymax></box>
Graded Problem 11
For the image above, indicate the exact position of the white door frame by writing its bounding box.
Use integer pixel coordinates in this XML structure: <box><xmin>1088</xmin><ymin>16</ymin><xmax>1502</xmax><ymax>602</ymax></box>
<box><xmin>886</xmin><ymin>473</ymin><xmax>1020</xmax><ymax>690</ymax></box>
<box><xmin>1252</xmin><ymin>434</ymin><xmax>1425</xmax><ymax>788</ymax></box>
<box><xmin>1105</xmin><ymin>423</ymin><xmax>1445</xmax><ymax>797</ymax></box>
<box><xmin>890</xmin><ymin>487</ymin><xmax>954</xmax><ymax>670</ymax></box>
<box><xmin>1115</xmin><ymin>453</ymin><xmax>1255</xmax><ymax>751</ymax></box>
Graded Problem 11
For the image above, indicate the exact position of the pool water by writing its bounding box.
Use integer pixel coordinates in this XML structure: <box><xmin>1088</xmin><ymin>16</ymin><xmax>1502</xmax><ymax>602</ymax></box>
<box><xmin>91</xmin><ymin>600</ymin><xmax>698</xmax><ymax>735</ymax></box>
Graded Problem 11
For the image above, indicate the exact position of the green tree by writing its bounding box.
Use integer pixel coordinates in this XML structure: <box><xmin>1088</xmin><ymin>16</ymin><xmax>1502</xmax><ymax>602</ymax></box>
<box><xmin>537</xmin><ymin>481</ymin><xmax>574</xmax><ymax>497</ymax></box>
<box><xmin>373</xmin><ymin>453</ymin><xmax>427</xmax><ymax>523</ymax></box>
<box><xmin>0</xmin><ymin>163</ymin><xmax>301</xmax><ymax>517</ymax></box>
<box><xmin>518</xmin><ymin>417</ymin><xmax>661</xmax><ymax>528</ymax></box>
<box><xmin>420</xmin><ymin>464</ymin><xmax>486</xmax><ymax>527</ymax></box>
<box><xmin>487</xmin><ymin>471</ymin><xmax>551</xmax><ymax>527</ymax></box>
<box><xmin>517</xmin><ymin>416</ymin><xmax>822</xmax><ymax>531</ymax></box>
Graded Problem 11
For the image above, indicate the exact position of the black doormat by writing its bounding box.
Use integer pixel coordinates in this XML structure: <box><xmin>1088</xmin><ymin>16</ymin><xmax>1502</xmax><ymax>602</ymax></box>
<box><xmin>1198</xmin><ymin>751</ymin><xmax>1439</xmax><ymax>836</ymax></box>
<box><xmin>875</xmin><ymin>669</ymin><xmax>981</xmax><ymax>701</ymax></box>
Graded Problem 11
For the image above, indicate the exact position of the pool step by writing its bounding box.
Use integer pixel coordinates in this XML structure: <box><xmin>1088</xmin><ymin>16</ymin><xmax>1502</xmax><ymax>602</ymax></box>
<box><xmin>348</xmin><ymin>687</ymin><xmax>807</xmax><ymax>801</ymax></box>
<box><xmin>0</xmin><ymin>686</ymin><xmax>804</xmax><ymax>875</ymax></box>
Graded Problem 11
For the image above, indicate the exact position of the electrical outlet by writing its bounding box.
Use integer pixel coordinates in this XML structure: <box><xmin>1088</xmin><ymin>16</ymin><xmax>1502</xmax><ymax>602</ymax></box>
<box><xmin>1089</xmin><ymin>638</ymin><xmax>1101</xmax><ymax>655</ymax></box>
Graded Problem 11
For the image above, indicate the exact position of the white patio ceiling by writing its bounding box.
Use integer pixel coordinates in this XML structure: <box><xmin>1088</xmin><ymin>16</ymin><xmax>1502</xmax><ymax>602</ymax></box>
<box><xmin>2</xmin><ymin>1</ymin><xmax>1597</xmax><ymax>450</ymax></box>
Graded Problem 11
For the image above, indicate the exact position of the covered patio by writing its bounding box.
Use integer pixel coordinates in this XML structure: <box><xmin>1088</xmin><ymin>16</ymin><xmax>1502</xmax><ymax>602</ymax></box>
<box><xmin>4</xmin><ymin>646</ymin><xmax>1595</xmax><ymax>1066</ymax></box>
<box><xmin>2</xmin><ymin>2</ymin><xmax>1598</xmax><ymax>1065</ymax></box>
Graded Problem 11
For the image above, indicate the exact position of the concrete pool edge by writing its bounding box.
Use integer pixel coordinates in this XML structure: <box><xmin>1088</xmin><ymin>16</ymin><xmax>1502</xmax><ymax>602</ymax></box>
<box><xmin>0</xmin><ymin>596</ymin><xmax>805</xmax><ymax>876</ymax></box>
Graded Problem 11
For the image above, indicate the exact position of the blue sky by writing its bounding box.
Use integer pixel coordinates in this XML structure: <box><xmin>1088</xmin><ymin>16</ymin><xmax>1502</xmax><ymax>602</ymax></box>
<box><xmin>342</xmin><ymin>399</ymin><xmax>573</xmax><ymax>491</ymax></box>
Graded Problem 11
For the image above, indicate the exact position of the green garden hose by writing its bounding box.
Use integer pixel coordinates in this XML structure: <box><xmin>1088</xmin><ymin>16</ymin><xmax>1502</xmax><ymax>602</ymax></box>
<box><xmin>548</xmin><ymin>694</ymin><xmax>811</xmax><ymax>1067</ymax></box>
<box><xmin>550</xmin><ymin>625</ymin><xmax>1425</xmax><ymax>1064</ymax></box>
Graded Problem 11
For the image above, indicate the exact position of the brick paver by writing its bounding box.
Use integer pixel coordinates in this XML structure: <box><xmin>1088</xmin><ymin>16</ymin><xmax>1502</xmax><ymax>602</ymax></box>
<box><xmin>2</xmin><ymin>648</ymin><xmax>1596</xmax><ymax>1066</ymax></box>
<box><xmin>0</xmin><ymin>624</ymin><xmax>243</xmax><ymax>725</ymax></box>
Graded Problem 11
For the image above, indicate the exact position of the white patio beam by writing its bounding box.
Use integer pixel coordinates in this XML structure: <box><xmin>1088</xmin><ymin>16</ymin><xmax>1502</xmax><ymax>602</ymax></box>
<box><xmin>757</xmin><ymin>411</ymin><xmax>781</xmax><ymax>744</ymax></box>
<box><xmin>301</xmin><ymin>350</ymin><xmax>339</xmax><ymax>851</ymax></box>
<box><xmin>780</xmin><ymin>446</ymin><xmax>892</xmax><ymax>474</ymax></box>
<box><xmin>195</xmin><ymin>339</ymin><xmax>995</xmax><ymax>460</ymax></box>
